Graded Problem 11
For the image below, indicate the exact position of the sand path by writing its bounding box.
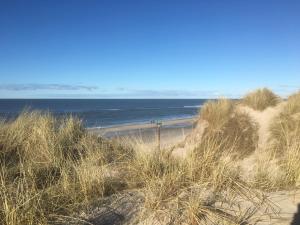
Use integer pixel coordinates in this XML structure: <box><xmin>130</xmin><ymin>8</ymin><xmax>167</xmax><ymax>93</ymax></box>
<box><xmin>237</xmin><ymin>103</ymin><xmax>300</xmax><ymax>225</ymax></box>
<box><xmin>257</xmin><ymin>190</ymin><xmax>300</xmax><ymax>225</ymax></box>
<box><xmin>237</xmin><ymin>102</ymin><xmax>285</xmax><ymax>150</ymax></box>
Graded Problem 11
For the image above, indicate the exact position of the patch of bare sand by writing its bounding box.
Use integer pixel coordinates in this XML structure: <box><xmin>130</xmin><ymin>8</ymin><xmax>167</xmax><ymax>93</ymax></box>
<box><xmin>256</xmin><ymin>190</ymin><xmax>300</xmax><ymax>225</ymax></box>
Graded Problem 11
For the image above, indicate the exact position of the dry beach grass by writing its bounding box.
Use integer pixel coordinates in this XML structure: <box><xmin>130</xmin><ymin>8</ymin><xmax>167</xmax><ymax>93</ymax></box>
<box><xmin>0</xmin><ymin>88</ymin><xmax>300</xmax><ymax>225</ymax></box>
<box><xmin>241</xmin><ymin>88</ymin><xmax>281</xmax><ymax>111</ymax></box>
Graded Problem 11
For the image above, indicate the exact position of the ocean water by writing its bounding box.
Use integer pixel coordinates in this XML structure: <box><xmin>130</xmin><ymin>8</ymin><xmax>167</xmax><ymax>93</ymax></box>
<box><xmin>0</xmin><ymin>99</ymin><xmax>209</xmax><ymax>128</ymax></box>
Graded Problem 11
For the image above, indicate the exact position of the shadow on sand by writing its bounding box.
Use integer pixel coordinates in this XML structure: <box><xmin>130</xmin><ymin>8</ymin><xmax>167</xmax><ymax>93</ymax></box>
<box><xmin>291</xmin><ymin>204</ymin><xmax>300</xmax><ymax>225</ymax></box>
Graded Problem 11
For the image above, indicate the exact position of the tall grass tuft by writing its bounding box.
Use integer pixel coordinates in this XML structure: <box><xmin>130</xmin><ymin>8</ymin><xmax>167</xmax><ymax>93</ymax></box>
<box><xmin>270</xmin><ymin>91</ymin><xmax>300</xmax><ymax>154</ymax></box>
<box><xmin>242</xmin><ymin>88</ymin><xmax>281</xmax><ymax>111</ymax></box>
<box><xmin>282</xmin><ymin>91</ymin><xmax>300</xmax><ymax>116</ymax></box>
<box><xmin>267</xmin><ymin>91</ymin><xmax>300</xmax><ymax>188</ymax></box>
<box><xmin>0</xmin><ymin>111</ymin><xmax>134</xmax><ymax>225</ymax></box>
<box><xmin>199</xmin><ymin>99</ymin><xmax>234</xmax><ymax>130</ymax></box>
<box><xmin>124</xmin><ymin>134</ymin><xmax>268</xmax><ymax>224</ymax></box>
<box><xmin>199</xmin><ymin>99</ymin><xmax>259</xmax><ymax>158</ymax></box>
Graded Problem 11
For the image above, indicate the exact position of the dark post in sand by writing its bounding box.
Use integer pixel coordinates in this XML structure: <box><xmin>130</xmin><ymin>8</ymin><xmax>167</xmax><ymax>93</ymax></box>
<box><xmin>151</xmin><ymin>120</ymin><xmax>162</xmax><ymax>151</ymax></box>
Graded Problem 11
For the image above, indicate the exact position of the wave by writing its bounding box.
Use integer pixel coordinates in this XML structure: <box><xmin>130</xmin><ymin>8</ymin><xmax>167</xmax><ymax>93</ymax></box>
<box><xmin>183</xmin><ymin>105</ymin><xmax>202</xmax><ymax>108</ymax></box>
<box><xmin>102</xmin><ymin>108</ymin><xmax>120</xmax><ymax>111</ymax></box>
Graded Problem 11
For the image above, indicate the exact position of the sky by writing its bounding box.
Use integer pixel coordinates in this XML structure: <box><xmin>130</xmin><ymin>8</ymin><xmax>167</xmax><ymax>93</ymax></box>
<box><xmin>0</xmin><ymin>0</ymin><xmax>299</xmax><ymax>98</ymax></box>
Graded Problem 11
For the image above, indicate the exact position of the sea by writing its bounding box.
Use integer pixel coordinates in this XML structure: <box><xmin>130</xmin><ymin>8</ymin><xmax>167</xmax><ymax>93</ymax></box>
<box><xmin>0</xmin><ymin>99</ymin><xmax>209</xmax><ymax>128</ymax></box>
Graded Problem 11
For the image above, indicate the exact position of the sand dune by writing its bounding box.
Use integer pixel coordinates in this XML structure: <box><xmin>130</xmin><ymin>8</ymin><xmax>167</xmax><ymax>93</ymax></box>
<box><xmin>172</xmin><ymin>100</ymin><xmax>300</xmax><ymax>225</ymax></box>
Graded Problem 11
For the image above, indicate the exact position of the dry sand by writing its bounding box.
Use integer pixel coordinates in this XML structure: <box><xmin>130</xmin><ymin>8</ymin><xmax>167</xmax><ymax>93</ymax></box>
<box><xmin>260</xmin><ymin>190</ymin><xmax>300</xmax><ymax>225</ymax></box>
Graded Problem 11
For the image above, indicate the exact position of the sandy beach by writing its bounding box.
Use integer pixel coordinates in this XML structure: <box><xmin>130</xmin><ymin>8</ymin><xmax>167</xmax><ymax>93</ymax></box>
<box><xmin>89</xmin><ymin>117</ymin><xmax>197</xmax><ymax>147</ymax></box>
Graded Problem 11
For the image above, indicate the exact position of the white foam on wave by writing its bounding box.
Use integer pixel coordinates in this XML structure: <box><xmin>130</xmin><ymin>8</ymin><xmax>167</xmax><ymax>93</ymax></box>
<box><xmin>183</xmin><ymin>105</ymin><xmax>202</xmax><ymax>108</ymax></box>
<box><xmin>103</xmin><ymin>108</ymin><xmax>120</xmax><ymax>111</ymax></box>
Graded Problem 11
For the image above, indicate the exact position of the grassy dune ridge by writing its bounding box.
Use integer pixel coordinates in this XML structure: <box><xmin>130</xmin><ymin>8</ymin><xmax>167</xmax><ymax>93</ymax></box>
<box><xmin>0</xmin><ymin>88</ymin><xmax>299</xmax><ymax>225</ymax></box>
<box><xmin>241</xmin><ymin>88</ymin><xmax>281</xmax><ymax>111</ymax></box>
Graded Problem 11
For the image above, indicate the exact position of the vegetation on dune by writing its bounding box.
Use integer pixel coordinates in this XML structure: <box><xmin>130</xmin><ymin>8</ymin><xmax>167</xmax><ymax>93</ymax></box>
<box><xmin>242</xmin><ymin>88</ymin><xmax>281</xmax><ymax>111</ymax></box>
<box><xmin>284</xmin><ymin>91</ymin><xmax>300</xmax><ymax>115</ymax></box>
<box><xmin>0</xmin><ymin>111</ymin><xmax>134</xmax><ymax>225</ymax></box>
<box><xmin>199</xmin><ymin>99</ymin><xmax>234</xmax><ymax>129</ymax></box>
<box><xmin>123</xmin><ymin>141</ymin><xmax>265</xmax><ymax>224</ymax></box>
<box><xmin>267</xmin><ymin>91</ymin><xmax>300</xmax><ymax>187</ymax></box>
<box><xmin>248</xmin><ymin>91</ymin><xmax>300</xmax><ymax>191</ymax></box>
<box><xmin>200</xmin><ymin>99</ymin><xmax>259</xmax><ymax>158</ymax></box>
<box><xmin>0</xmin><ymin>110</ymin><xmax>269</xmax><ymax>225</ymax></box>
<box><xmin>270</xmin><ymin>91</ymin><xmax>300</xmax><ymax>151</ymax></box>
<box><xmin>2</xmin><ymin>89</ymin><xmax>300</xmax><ymax>224</ymax></box>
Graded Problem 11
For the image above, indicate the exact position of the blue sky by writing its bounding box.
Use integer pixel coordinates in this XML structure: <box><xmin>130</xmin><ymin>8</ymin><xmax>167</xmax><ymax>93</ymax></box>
<box><xmin>0</xmin><ymin>0</ymin><xmax>299</xmax><ymax>98</ymax></box>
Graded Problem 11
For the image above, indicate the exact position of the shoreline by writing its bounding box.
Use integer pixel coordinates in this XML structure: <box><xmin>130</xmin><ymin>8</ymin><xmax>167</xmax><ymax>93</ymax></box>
<box><xmin>87</xmin><ymin>116</ymin><xmax>196</xmax><ymax>130</ymax></box>
<box><xmin>88</xmin><ymin>117</ymin><xmax>196</xmax><ymax>136</ymax></box>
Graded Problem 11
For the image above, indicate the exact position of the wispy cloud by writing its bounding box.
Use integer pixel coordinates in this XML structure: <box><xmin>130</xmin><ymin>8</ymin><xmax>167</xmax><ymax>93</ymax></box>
<box><xmin>0</xmin><ymin>84</ymin><xmax>98</xmax><ymax>91</ymax></box>
<box><xmin>0</xmin><ymin>84</ymin><xmax>244</xmax><ymax>98</ymax></box>
<box><xmin>45</xmin><ymin>88</ymin><xmax>242</xmax><ymax>99</ymax></box>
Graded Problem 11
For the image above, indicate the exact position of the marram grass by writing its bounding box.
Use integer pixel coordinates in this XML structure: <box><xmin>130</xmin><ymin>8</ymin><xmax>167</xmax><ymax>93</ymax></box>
<box><xmin>242</xmin><ymin>88</ymin><xmax>281</xmax><ymax>111</ymax></box>
<box><xmin>1</xmin><ymin>88</ymin><xmax>300</xmax><ymax>225</ymax></box>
